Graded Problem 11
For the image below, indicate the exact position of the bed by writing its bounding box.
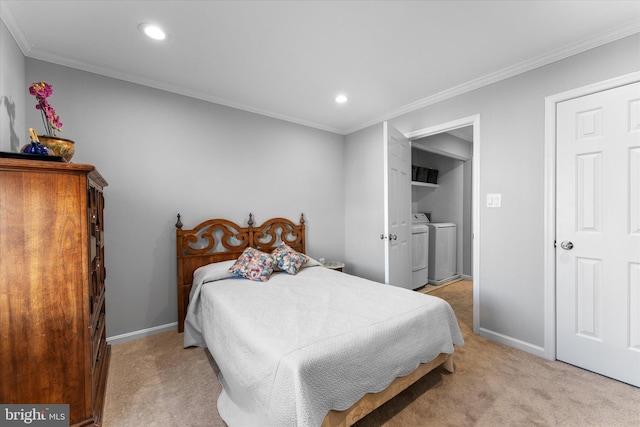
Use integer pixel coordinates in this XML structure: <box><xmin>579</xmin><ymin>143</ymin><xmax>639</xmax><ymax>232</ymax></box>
<box><xmin>176</xmin><ymin>213</ymin><xmax>463</xmax><ymax>427</ymax></box>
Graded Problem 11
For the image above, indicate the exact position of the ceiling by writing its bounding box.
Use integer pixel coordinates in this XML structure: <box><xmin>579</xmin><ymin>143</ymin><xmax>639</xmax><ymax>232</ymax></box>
<box><xmin>2</xmin><ymin>1</ymin><xmax>639</xmax><ymax>135</ymax></box>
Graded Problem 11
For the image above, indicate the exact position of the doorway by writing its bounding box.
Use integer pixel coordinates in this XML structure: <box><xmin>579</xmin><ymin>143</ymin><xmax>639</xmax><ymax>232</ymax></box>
<box><xmin>406</xmin><ymin>115</ymin><xmax>480</xmax><ymax>334</ymax></box>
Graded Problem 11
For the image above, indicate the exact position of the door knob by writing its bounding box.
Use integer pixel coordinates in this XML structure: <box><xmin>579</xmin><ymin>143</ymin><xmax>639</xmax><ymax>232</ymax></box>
<box><xmin>560</xmin><ymin>241</ymin><xmax>574</xmax><ymax>250</ymax></box>
<box><xmin>389</xmin><ymin>234</ymin><xmax>397</xmax><ymax>241</ymax></box>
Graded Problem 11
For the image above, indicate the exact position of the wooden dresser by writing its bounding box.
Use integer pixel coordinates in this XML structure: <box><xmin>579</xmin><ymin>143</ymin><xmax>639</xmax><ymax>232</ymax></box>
<box><xmin>0</xmin><ymin>158</ymin><xmax>110</xmax><ymax>426</ymax></box>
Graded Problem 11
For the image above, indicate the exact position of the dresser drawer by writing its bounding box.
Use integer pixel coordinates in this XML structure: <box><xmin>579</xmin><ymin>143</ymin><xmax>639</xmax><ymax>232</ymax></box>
<box><xmin>92</xmin><ymin>324</ymin><xmax>108</xmax><ymax>412</ymax></box>
<box><xmin>92</xmin><ymin>332</ymin><xmax>107</xmax><ymax>374</ymax></box>
<box><xmin>91</xmin><ymin>310</ymin><xmax>106</xmax><ymax>369</ymax></box>
<box><xmin>90</xmin><ymin>290</ymin><xmax>105</xmax><ymax>331</ymax></box>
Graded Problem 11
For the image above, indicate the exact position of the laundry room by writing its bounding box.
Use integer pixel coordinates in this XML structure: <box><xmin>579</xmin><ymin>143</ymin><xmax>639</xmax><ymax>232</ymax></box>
<box><xmin>411</xmin><ymin>129</ymin><xmax>473</xmax><ymax>288</ymax></box>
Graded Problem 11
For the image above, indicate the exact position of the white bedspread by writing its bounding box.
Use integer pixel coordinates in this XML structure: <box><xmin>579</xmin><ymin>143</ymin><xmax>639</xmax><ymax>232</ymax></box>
<box><xmin>184</xmin><ymin>260</ymin><xmax>463</xmax><ymax>427</ymax></box>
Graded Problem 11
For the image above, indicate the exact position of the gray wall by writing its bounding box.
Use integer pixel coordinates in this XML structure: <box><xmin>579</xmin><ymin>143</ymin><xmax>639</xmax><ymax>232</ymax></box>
<box><xmin>2</xmin><ymin>21</ymin><xmax>346</xmax><ymax>338</ymax></box>
<box><xmin>391</xmin><ymin>34</ymin><xmax>640</xmax><ymax>351</ymax></box>
<box><xmin>3</xmin><ymin>14</ymin><xmax>639</xmax><ymax>356</ymax></box>
<box><xmin>0</xmin><ymin>19</ymin><xmax>25</xmax><ymax>152</ymax></box>
<box><xmin>24</xmin><ymin>59</ymin><xmax>346</xmax><ymax>339</ymax></box>
<box><xmin>343</xmin><ymin>123</ymin><xmax>385</xmax><ymax>282</ymax></box>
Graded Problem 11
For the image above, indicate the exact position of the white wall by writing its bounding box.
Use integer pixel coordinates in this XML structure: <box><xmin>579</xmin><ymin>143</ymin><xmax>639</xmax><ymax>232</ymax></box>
<box><xmin>343</xmin><ymin>123</ymin><xmax>385</xmax><ymax>282</ymax></box>
<box><xmin>0</xmin><ymin>18</ymin><xmax>25</xmax><ymax>152</ymax></box>
<box><xmin>389</xmin><ymin>33</ymin><xmax>640</xmax><ymax>353</ymax></box>
<box><xmin>412</xmin><ymin>132</ymin><xmax>472</xmax><ymax>160</ymax></box>
<box><xmin>17</xmin><ymin>58</ymin><xmax>346</xmax><ymax>339</ymax></box>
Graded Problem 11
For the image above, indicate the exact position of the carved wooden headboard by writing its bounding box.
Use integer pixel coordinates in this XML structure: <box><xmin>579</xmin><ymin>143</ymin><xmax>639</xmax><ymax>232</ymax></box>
<box><xmin>175</xmin><ymin>213</ymin><xmax>306</xmax><ymax>332</ymax></box>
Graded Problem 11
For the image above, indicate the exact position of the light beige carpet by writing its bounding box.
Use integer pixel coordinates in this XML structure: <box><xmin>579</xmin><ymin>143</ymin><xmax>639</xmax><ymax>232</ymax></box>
<box><xmin>103</xmin><ymin>281</ymin><xmax>640</xmax><ymax>426</ymax></box>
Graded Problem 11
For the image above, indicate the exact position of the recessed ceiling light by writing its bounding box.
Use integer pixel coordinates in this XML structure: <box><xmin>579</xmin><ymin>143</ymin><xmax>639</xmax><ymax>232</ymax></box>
<box><xmin>335</xmin><ymin>94</ymin><xmax>348</xmax><ymax>104</ymax></box>
<box><xmin>139</xmin><ymin>23</ymin><xmax>167</xmax><ymax>41</ymax></box>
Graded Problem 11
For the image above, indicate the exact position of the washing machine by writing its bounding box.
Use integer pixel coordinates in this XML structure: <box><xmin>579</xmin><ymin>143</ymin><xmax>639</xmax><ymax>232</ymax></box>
<box><xmin>427</xmin><ymin>222</ymin><xmax>459</xmax><ymax>285</ymax></box>
<box><xmin>411</xmin><ymin>213</ymin><xmax>430</xmax><ymax>288</ymax></box>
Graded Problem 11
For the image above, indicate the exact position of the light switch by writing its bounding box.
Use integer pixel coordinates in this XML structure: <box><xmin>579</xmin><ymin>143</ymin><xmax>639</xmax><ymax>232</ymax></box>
<box><xmin>487</xmin><ymin>193</ymin><xmax>501</xmax><ymax>207</ymax></box>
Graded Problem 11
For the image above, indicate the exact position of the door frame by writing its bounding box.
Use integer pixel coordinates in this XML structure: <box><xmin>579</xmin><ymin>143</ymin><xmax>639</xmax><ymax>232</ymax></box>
<box><xmin>543</xmin><ymin>71</ymin><xmax>640</xmax><ymax>360</ymax></box>
<box><xmin>405</xmin><ymin>114</ymin><xmax>481</xmax><ymax>333</ymax></box>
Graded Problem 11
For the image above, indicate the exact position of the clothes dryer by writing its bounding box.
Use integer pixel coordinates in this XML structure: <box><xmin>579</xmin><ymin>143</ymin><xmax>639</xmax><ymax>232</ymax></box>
<box><xmin>427</xmin><ymin>222</ymin><xmax>460</xmax><ymax>285</ymax></box>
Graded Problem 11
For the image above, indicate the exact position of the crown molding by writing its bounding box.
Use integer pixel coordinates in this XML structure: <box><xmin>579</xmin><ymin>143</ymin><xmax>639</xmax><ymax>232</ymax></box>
<box><xmin>344</xmin><ymin>21</ymin><xmax>640</xmax><ymax>135</ymax></box>
<box><xmin>3</xmin><ymin>1</ymin><xmax>638</xmax><ymax>136</ymax></box>
<box><xmin>24</xmin><ymin>46</ymin><xmax>346</xmax><ymax>135</ymax></box>
<box><xmin>0</xmin><ymin>1</ymin><xmax>32</xmax><ymax>56</ymax></box>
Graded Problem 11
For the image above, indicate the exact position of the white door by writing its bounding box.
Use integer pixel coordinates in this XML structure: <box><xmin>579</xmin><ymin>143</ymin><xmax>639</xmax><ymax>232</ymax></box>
<box><xmin>556</xmin><ymin>82</ymin><xmax>640</xmax><ymax>387</ymax></box>
<box><xmin>384</xmin><ymin>122</ymin><xmax>412</xmax><ymax>288</ymax></box>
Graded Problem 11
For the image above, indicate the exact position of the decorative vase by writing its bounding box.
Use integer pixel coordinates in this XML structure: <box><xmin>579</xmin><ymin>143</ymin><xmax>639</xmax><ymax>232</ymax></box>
<box><xmin>38</xmin><ymin>136</ymin><xmax>75</xmax><ymax>162</ymax></box>
<box><xmin>20</xmin><ymin>141</ymin><xmax>51</xmax><ymax>156</ymax></box>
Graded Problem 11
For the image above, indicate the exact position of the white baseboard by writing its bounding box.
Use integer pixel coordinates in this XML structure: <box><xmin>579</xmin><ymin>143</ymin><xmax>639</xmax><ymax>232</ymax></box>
<box><xmin>478</xmin><ymin>327</ymin><xmax>546</xmax><ymax>359</ymax></box>
<box><xmin>461</xmin><ymin>274</ymin><xmax>472</xmax><ymax>281</ymax></box>
<box><xmin>428</xmin><ymin>274</ymin><xmax>461</xmax><ymax>286</ymax></box>
<box><xmin>107</xmin><ymin>322</ymin><xmax>178</xmax><ymax>345</ymax></box>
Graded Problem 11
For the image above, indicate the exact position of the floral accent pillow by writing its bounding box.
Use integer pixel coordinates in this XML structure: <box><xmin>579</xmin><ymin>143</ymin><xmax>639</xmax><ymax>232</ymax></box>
<box><xmin>228</xmin><ymin>247</ymin><xmax>275</xmax><ymax>282</ymax></box>
<box><xmin>272</xmin><ymin>243</ymin><xmax>307</xmax><ymax>275</ymax></box>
